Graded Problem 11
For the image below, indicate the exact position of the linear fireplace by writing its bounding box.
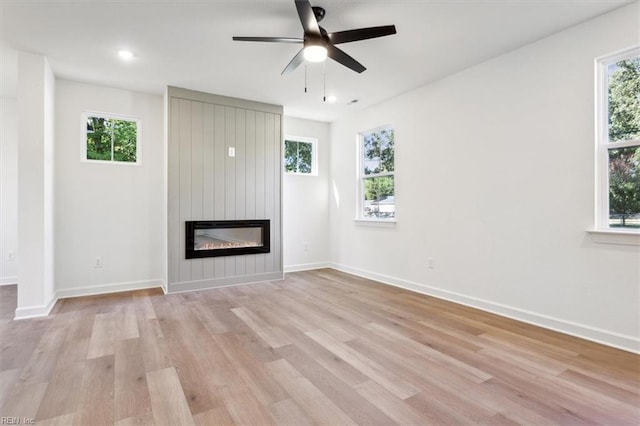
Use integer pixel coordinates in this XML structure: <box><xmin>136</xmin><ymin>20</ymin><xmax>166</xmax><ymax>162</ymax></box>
<box><xmin>185</xmin><ymin>220</ymin><xmax>270</xmax><ymax>259</ymax></box>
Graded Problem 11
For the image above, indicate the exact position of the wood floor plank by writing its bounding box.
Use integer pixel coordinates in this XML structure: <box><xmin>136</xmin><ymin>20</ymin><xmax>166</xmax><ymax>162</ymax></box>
<box><xmin>278</xmin><ymin>325</ymin><xmax>369</xmax><ymax>388</ymax></box>
<box><xmin>1</xmin><ymin>381</ymin><xmax>48</xmax><ymax>419</ymax></box>
<box><xmin>0</xmin><ymin>368</ymin><xmax>21</xmax><ymax>406</ymax></box>
<box><xmin>147</xmin><ymin>367</ymin><xmax>195</xmax><ymax>426</ymax></box>
<box><xmin>76</xmin><ymin>354</ymin><xmax>115</xmax><ymax>426</ymax></box>
<box><xmin>34</xmin><ymin>359</ymin><xmax>85</xmax><ymax>421</ymax></box>
<box><xmin>276</xmin><ymin>339</ymin><xmax>395</xmax><ymax>425</ymax></box>
<box><xmin>265</xmin><ymin>358</ymin><xmax>357</xmax><ymax>425</ymax></box>
<box><xmin>114</xmin><ymin>338</ymin><xmax>152</xmax><ymax>421</ymax></box>
<box><xmin>192</xmin><ymin>405</ymin><xmax>236</xmax><ymax>426</ymax></box>
<box><xmin>0</xmin><ymin>269</ymin><xmax>637</xmax><ymax>425</ymax></box>
<box><xmin>87</xmin><ymin>312</ymin><xmax>117</xmax><ymax>359</ymax></box>
<box><xmin>365</xmin><ymin>322</ymin><xmax>493</xmax><ymax>383</ymax></box>
<box><xmin>268</xmin><ymin>397</ymin><xmax>314</xmax><ymax>426</ymax></box>
<box><xmin>218</xmin><ymin>383</ymin><xmax>275</xmax><ymax>426</ymax></box>
<box><xmin>114</xmin><ymin>412</ymin><xmax>155</xmax><ymax>426</ymax></box>
<box><xmin>36</xmin><ymin>412</ymin><xmax>76</xmax><ymax>426</ymax></box>
<box><xmin>212</xmin><ymin>332</ymin><xmax>289</xmax><ymax>407</ymax></box>
<box><xmin>354</xmin><ymin>380</ymin><xmax>425</xmax><ymax>425</ymax></box>
<box><xmin>231</xmin><ymin>306</ymin><xmax>291</xmax><ymax>348</ymax></box>
<box><xmin>305</xmin><ymin>328</ymin><xmax>419</xmax><ymax>399</ymax></box>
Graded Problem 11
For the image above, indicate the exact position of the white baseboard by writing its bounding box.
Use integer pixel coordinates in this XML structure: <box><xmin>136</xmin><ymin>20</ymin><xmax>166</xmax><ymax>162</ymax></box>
<box><xmin>284</xmin><ymin>262</ymin><xmax>331</xmax><ymax>273</ymax></box>
<box><xmin>56</xmin><ymin>279</ymin><xmax>164</xmax><ymax>300</ymax></box>
<box><xmin>167</xmin><ymin>271</ymin><xmax>284</xmax><ymax>294</ymax></box>
<box><xmin>0</xmin><ymin>276</ymin><xmax>18</xmax><ymax>286</ymax></box>
<box><xmin>14</xmin><ymin>295</ymin><xmax>57</xmax><ymax>320</ymax></box>
<box><xmin>329</xmin><ymin>262</ymin><xmax>640</xmax><ymax>354</ymax></box>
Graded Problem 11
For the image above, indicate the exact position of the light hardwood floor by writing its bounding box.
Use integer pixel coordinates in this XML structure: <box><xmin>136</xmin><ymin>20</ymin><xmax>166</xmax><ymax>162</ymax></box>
<box><xmin>1</xmin><ymin>269</ymin><xmax>638</xmax><ymax>425</ymax></box>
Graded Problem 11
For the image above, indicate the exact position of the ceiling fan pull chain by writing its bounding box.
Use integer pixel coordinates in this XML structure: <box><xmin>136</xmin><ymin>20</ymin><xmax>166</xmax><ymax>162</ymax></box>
<box><xmin>323</xmin><ymin>61</ymin><xmax>327</xmax><ymax>102</ymax></box>
<box><xmin>304</xmin><ymin>64</ymin><xmax>308</xmax><ymax>93</ymax></box>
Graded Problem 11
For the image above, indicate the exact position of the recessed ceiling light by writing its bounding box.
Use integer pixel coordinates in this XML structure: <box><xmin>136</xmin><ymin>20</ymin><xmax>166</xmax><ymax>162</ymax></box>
<box><xmin>118</xmin><ymin>50</ymin><xmax>134</xmax><ymax>61</ymax></box>
<box><xmin>326</xmin><ymin>95</ymin><xmax>337</xmax><ymax>103</ymax></box>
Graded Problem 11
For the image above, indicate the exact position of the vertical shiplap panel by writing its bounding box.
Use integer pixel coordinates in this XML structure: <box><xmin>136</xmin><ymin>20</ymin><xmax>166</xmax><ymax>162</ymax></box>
<box><xmin>224</xmin><ymin>106</ymin><xmax>236</xmax><ymax>277</ymax></box>
<box><xmin>254</xmin><ymin>111</ymin><xmax>266</xmax><ymax>274</ymax></box>
<box><xmin>213</xmin><ymin>104</ymin><xmax>226</xmax><ymax>278</ymax></box>
<box><xmin>235</xmin><ymin>109</ymin><xmax>247</xmax><ymax>276</ymax></box>
<box><xmin>274</xmin><ymin>115</ymin><xmax>282</xmax><ymax>272</ymax></box>
<box><xmin>178</xmin><ymin>99</ymin><xmax>192</xmax><ymax>284</ymax></box>
<box><xmin>168</xmin><ymin>98</ymin><xmax>181</xmax><ymax>284</ymax></box>
<box><xmin>168</xmin><ymin>88</ymin><xmax>282</xmax><ymax>289</ymax></box>
<box><xmin>244</xmin><ymin>110</ymin><xmax>256</xmax><ymax>275</ymax></box>
<box><xmin>202</xmin><ymin>103</ymin><xmax>215</xmax><ymax>278</ymax></box>
<box><xmin>190</xmin><ymin>101</ymin><xmax>204</xmax><ymax>281</ymax></box>
<box><xmin>264</xmin><ymin>113</ymin><xmax>276</xmax><ymax>273</ymax></box>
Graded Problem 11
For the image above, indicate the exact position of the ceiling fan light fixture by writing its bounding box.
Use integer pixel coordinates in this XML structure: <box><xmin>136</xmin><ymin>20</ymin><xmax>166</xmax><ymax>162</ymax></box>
<box><xmin>303</xmin><ymin>45</ymin><xmax>327</xmax><ymax>62</ymax></box>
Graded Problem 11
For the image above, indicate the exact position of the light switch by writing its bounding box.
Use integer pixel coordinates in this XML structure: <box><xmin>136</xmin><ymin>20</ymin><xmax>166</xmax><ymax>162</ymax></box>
<box><xmin>228</xmin><ymin>147</ymin><xmax>236</xmax><ymax>157</ymax></box>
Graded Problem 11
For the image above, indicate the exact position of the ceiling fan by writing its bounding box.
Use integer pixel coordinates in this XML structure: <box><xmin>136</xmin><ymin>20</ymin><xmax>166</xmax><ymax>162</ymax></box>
<box><xmin>232</xmin><ymin>0</ymin><xmax>397</xmax><ymax>74</ymax></box>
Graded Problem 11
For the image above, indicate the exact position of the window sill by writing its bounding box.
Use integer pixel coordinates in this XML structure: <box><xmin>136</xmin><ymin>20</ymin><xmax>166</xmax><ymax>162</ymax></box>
<box><xmin>284</xmin><ymin>172</ymin><xmax>318</xmax><ymax>177</ymax></box>
<box><xmin>586</xmin><ymin>229</ymin><xmax>640</xmax><ymax>246</ymax></box>
<box><xmin>354</xmin><ymin>218</ymin><xmax>397</xmax><ymax>228</ymax></box>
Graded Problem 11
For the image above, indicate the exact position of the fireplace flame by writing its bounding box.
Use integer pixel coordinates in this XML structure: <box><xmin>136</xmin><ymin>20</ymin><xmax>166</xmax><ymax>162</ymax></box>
<box><xmin>195</xmin><ymin>241</ymin><xmax>260</xmax><ymax>250</ymax></box>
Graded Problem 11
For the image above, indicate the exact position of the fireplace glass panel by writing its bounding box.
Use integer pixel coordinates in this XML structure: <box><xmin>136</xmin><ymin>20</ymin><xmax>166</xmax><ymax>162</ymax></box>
<box><xmin>185</xmin><ymin>220</ymin><xmax>270</xmax><ymax>259</ymax></box>
<box><xmin>195</xmin><ymin>227</ymin><xmax>262</xmax><ymax>250</ymax></box>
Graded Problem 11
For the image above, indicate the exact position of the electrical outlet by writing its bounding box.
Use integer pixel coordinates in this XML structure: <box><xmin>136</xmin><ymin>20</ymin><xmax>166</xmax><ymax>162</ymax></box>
<box><xmin>303</xmin><ymin>242</ymin><xmax>309</xmax><ymax>252</ymax></box>
<box><xmin>228</xmin><ymin>147</ymin><xmax>236</xmax><ymax>157</ymax></box>
<box><xmin>94</xmin><ymin>257</ymin><xmax>103</xmax><ymax>268</ymax></box>
<box><xmin>7</xmin><ymin>251</ymin><xmax>15</xmax><ymax>261</ymax></box>
<box><xmin>427</xmin><ymin>257</ymin><xmax>435</xmax><ymax>269</ymax></box>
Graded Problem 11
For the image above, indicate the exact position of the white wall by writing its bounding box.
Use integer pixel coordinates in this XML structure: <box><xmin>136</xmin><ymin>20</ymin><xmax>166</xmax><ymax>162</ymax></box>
<box><xmin>329</xmin><ymin>3</ymin><xmax>640</xmax><ymax>352</ymax></box>
<box><xmin>16</xmin><ymin>53</ymin><xmax>56</xmax><ymax>317</ymax></box>
<box><xmin>55</xmin><ymin>80</ymin><xmax>165</xmax><ymax>297</ymax></box>
<box><xmin>0</xmin><ymin>97</ymin><xmax>18</xmax><ymax>285</ymax></box>
<box><xmin>283</xmin><ymin>117</ymin><xmax>330</xmax><ymax>271</ymax></box>
<box><xmin>1</xmin><ymin>46</ymin><xmax>19</xmax><ymax>287</ymax></box>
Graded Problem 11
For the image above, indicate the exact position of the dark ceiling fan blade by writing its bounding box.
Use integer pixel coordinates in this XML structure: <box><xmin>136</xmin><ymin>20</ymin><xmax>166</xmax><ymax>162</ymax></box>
<box><xmin>327</xmin><ymin>25</ymin><xmax>397</xmax><ymax>45</ymax></box>
<box><xmin>233</xmin><ymin>36</ymin><xmax>303</xmax><ymax>43</ymax></box>
<box><xmin>281</xmin><ymin>48</ymin><xmax>306</xmax><ymax>75</ymax></box>
<box><xmin>326</xmin><ymin>45</ymin><xmax>366</xmax><ymax>73</ymax></box>
<box><xmin>295</xmin><ymin>0</ymin><xmax>321</xmax><ymax>36</ymax></box>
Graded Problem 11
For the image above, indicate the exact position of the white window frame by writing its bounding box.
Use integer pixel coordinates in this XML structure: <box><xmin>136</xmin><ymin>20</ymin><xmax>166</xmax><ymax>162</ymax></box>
<box><xmin>356</xmin><ymin>124</ymin><xmax>396</xmax><ymax>224</ymax></box>
<box><xmin>283</xmin><ymin>135</ymin><xmax>318</xmax><ymax>176</ymax></box>
<box><xmin>81</xmin><ymin>111</ymin><xmax>141</xmax><ymax>165</ymax></box>
<box><xmin>590</xmin><ymin>46</ymin><xmax>640</xmax><ymax>245</ymax></box>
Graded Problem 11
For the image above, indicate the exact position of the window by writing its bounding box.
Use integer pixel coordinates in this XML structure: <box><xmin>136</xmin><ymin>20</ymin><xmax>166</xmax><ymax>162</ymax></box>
<box><xmin>284</xmin><ymin>136</ymin><xmax>317</xmax><ymax>175</ymax></box>
<box><xmin>82</xmin><ymin>112</ymin><xmax>140</xmax><ymax>164</ymax></box>
<box><xmin>595</xmin><ymin>48</ymin><xmax>639</xmax><ymax>232</ymax></box>
<box><xmin>358</xmin><ymin>125</ymin><xmax>395</xmax><ymax>220</ymax></box>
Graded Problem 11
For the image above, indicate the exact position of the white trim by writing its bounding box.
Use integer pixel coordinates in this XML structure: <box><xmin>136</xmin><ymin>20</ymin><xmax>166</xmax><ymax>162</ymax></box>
<box><xmin>167</xmin><ymin>272</ymin><xmax>284</xmax><ymax>294</ymax></box>
<box><xmin>593</xmin><ymin>46</ymin><xmax>640</xmax><ymax>233</ymax></box>
<box><xmin>353</xmin><ymin>218</ymin><xmax>397</xmax><ymax>227</ymax></box>
<box><xmin>0</xmin><ymin>276</ymin><xmax>18</xmax><ymax>286</ymax></box>
<box><xmin>284</xmin><ymin>135</ymin><xmax>318</xmax><ymax>176</ymax></box>
<box><xmin>284</xmin><ymin>262</ymin><xmax>331</xmax><ymax>273</ymax></box>
<box><xmin>81</xmin><ymin>111</ymin><xmax>142</xmax><ymax>165</ymax></box>
<box><xmin>328</xmin><ymin>263</ymin><xmax>640</xmax><ymax>354</ymax></box>
<box><xmin>587</xmin><ymin>229</ymin><xmax>640</xmax><ymax>246</ymax></box>
<box><xmin>56</xmin><ymin>279</ymin><xmax>164</xmax><ymax>299</ymax></box>
<box><xmin>14</xmin><ymin>295</ymin><xmax>58</xmax><ymax>320</ymax></box>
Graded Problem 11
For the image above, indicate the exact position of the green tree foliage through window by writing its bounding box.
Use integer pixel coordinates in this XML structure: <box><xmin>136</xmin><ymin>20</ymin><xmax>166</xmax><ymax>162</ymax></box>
<box><xmin>86</xmin><ymin>116</ymin><xmax>138</xmax><ymax>163</ymax></box>
<box><xmin>607</xmin><ymin>56</ymin><xmax>640</xmax><ymax>228</ymax></box>
<box><xmin>284</xmin><ymin>139</ymin><xmax>313</xmax><ymax>174</ymax></box>
<box><xmin>361</xmin><ymin>127</ymin><xmax>395</xmax><ymax>219</ymax></box>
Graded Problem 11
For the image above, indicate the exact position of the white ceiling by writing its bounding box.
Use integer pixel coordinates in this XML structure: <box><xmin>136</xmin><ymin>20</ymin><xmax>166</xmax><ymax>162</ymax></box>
<box><xmin>0</xmin><ymin>0</ymin><xmax>632</xmax><ymax>122</ymax></box>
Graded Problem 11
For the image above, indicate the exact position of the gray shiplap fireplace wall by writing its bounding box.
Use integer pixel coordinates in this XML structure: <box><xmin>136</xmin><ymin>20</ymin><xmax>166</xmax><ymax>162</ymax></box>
<box><xmin>167</xmin><ymin>87</ymin><xmax>283</xmax><ymax>293</ymax></box>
